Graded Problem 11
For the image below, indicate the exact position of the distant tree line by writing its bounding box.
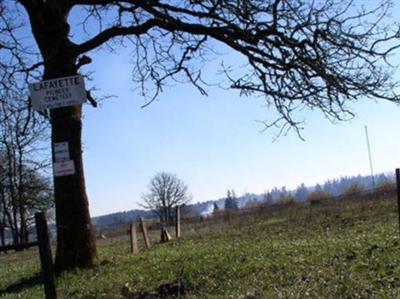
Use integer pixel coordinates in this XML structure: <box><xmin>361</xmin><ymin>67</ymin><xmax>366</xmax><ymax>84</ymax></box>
<box><xmin>262</xmin><ymin>173</ymin><xmax>393</xmax><ymax>204</ymax></box>
<box><xmin>92</xmin><ymin>172</ymin><xmax>395</xmax><ymax>227</ymax></box>
<box><xmin>212</xmin><ymin>173</ymin><xmax>394</xmax><ymax>214</ymax></box>
<box><xmin>92</xmin><ymin>210</ymin><xmax>155</xmax><ymax>228</ymax></box>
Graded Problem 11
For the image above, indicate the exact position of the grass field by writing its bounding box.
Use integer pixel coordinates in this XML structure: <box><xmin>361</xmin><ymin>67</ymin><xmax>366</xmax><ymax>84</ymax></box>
<box><xmin>1</xmin><ymin>196</ymin><xmax>400</xmax><ymax>298</ymax></box>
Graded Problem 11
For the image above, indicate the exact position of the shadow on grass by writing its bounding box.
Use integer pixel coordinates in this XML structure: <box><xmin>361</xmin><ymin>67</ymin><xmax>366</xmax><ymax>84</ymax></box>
<box><xmin>0</xmin><ymin>273</ymin><xmax>42</xmax><ymax>296</ymax></box>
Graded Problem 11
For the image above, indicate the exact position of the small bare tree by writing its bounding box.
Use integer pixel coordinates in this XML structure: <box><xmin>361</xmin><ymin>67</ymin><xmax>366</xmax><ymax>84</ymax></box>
<box><xmin>142</xmin><ymin>172</ymin><xmax>191</xmax><ymax>226</ymax></box>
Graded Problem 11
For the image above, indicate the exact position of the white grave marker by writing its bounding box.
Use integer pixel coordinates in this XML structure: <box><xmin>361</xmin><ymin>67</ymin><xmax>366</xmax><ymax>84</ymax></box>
<box><xmin>29</xmin><ymin>75</ymin><xmax>86</xmax><ymax>111</ymax></box>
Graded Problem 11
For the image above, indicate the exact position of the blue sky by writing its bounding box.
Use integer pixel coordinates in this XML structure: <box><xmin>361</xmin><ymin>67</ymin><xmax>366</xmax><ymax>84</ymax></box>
<box><xmin>79</xmin><ymin>43</ymin><xmax>400</xmax><ymax>216</ymax></box>
<box><xmin>13</xmin><ymin>1</ymin><xmax>395</xmax><ymax>217</ymax></box>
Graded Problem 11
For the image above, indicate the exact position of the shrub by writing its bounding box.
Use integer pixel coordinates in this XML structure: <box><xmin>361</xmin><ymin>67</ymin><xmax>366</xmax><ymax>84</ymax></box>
<box><xmin>244</xmin><ymin>201</ymin><xmax>264</xmax><ymax>209</ymax></box>
<box><xmin>277</xmin><ymin>195</ymin><xmax>297</xmax><ymax>206</ymax></box>
<box><xmin>375</xmin><ymin>179</ymin><xmax>396</xmax><ymax>196</ymax></box>
<box><xmin>307</xmin><ymin>191</ymin><xmax>331</xmax><ymax>205</ymax></box>
<box><xmin>341</xmin><ymin>183</ymin><xmax>366</xmax><ymax>199</ymax></box>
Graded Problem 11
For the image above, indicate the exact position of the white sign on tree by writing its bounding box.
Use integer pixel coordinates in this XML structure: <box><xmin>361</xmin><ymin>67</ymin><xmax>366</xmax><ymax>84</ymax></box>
<box><xmin>54</xmin><ymin>142</ymin><xmax>70</xmax><ymax>162</ymax></box>
<box><xmin>29</xmin><ymin>75</ymin><xmax>86</xmax><ymax>111</ymax></box>
<box><xmin>53</xmin><ymin>160</ymin><xmax>75</xmax><ymax>177</ymax></box>
<box><xmin>53</xmin><ymin>141</ymin><xmax>75</xmax><ymax>177</ymax></box>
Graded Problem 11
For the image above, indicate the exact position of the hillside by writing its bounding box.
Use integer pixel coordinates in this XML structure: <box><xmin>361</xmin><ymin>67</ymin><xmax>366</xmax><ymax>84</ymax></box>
<box><xmin>92</xmin><ymin>172</ymin><xmax>393</xmax><ymax>227</ymax></box>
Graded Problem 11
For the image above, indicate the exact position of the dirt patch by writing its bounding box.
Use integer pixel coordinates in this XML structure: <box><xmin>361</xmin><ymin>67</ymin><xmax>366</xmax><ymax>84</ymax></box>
<box><xmin>122</xmin><ymin>282</ymin><xmax>186</xmax><ymax>298</ymax></box>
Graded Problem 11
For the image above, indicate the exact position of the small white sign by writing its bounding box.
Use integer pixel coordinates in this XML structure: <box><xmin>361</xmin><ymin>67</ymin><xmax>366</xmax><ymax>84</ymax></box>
<box><xmin>54</xmin><ymin>142</ymin><xmax>70</xmax><ymax>162</ymax></box>
<box><xmin>29</xmin><ymin>75</ymin><xmax>86</xmax><ymax>111</ymax></box>
<box><xmin>53</xmin><ymin>160</ymin><xmax>75</xmax><ymax>177</ymax></box>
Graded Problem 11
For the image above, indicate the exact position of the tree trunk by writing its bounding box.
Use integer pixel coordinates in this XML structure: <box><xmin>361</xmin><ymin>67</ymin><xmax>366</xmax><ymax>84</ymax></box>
<box><xmin>17</xmin><ymin>142</ymin><xmax>28</xmax><ymax>244</ymax></box>
<box><xmin>0</xmin><ymin>182</ymin><xmax>5</xmax><ymax>246</ymax></box>
<box><xmin>35</xmin><ymin>54</ymin><xmax>96</xmax><ymax>272</ymax></box>
<box><xmin>18</xmin><ymin>197</ymin><xmax>27</xmax><ymax>244</ymax></box>
<box><xmin>11</xmin><ymin>227</ymin><xmax>18</xmax><ymax>245</ymax></box>
<box><xmin>1</xmin><ymin>183</ymin><xmax>13</xmax><ymax>246</ymax></box>
<box><xmin>166</xmin><ymin>207</ymin><xmax>172</xmax><ymax>226</ymax></box>
<box><xmin>19</xmin><ymin>212</ymin><xmax>27</xmax><ymax>244</ymax></box>
<box><xmin>5</xmin><ymin>146</ymin><xmax>20</xmax><ymax>245</ymax></box>
<box><xmin>50</xmin><ymin>103</ymin><xmax>97</xmax><ymax>271</ymax></box>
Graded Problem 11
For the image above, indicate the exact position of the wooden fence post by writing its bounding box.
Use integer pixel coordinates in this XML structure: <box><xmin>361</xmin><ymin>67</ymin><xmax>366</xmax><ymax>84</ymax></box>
<box><xmin>160</xmin><ymin>225</ymin><xmax>172</xmax><ymax>243</ymax></box>
<box><xmin>139</xmin><ymin>217</ymin><xmax>151</xmax><ymax>249</ymax></box>
<box><xmin>35</xmin><ymin>212</ymin><xmax>57</xmax><ymax>299</ymax></box>
<box><xmin>129</xmin><ymin>224</ymin><xmax>139</xmax><ymax>254</ymax></box>
<box><xmin>175</xmin><ymin>206</ymin><xmax>181</xmax><ymax>239</ymax></box>
<box><xmin>396</xmin><ymin>169</ymin><xmax>400</xmax><ymax>235</ymax></box>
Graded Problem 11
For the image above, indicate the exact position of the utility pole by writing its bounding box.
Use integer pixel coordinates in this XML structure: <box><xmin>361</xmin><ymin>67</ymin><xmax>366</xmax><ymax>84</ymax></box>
<box><xmin>364</xmin><ymin>125</ymin><xmax>376</xmax><ymax>190</ymax></box>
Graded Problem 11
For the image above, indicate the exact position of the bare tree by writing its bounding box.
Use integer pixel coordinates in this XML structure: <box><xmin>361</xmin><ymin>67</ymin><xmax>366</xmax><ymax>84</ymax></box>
<box><xmin>1</xmin><ymin>0</ymin><xmax>400</xmax><ymax>270</ymax></box>
<box><xmin>142</xmin><ymin>172</ymin><xmax>191</xmax><ymax>226</ymax></box>
<box><xmin>0</xmin><ymin>93</ymin><xmax>52</xmax><ymax>246</ymax></box>
<box><xmin>0</xmin><ymin>159</ymin><xmax>53</xmax><ymax>245</ymax></box>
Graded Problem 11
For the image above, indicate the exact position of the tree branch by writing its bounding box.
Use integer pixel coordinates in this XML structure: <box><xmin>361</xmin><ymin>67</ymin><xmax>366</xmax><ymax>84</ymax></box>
<box><xmin>75</xmin><ymin>19</ymin><xmax>160</xmax><ymax>54</ymax></box>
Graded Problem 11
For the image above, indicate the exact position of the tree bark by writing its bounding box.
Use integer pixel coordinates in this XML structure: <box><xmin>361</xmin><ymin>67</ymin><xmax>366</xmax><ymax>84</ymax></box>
<box><xmin>50</xmin><ymin>104</ymin><xmax>97</xmax><ymax>271</ymax></box>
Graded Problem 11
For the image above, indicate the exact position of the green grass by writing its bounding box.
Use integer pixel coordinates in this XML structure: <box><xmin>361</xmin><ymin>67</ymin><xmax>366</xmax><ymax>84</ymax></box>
<box><xmin>1</xmin><ymin>197</ymin><xmax>400</xmax><ymax>298</ymax></box>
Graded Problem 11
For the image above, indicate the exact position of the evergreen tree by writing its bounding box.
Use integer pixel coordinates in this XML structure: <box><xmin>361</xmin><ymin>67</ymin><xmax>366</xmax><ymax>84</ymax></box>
<box><xmin>224</xmin><ymin>190</ymin><xmax>238</xmax><ymax>210</ymax></box>
<box><xmin>315</xmin><ymin>184</ymin><xmax>323</xmax><ymax>193</ymax></box>
<box><xmin>295</xmin><ymin>183</ymin><xmax>309</xmax><ymax>202</ymax></box>
<box><xmin>262</xmin><ymin>192</ymin><xmax>274</xmax><ymax>205</ymax></box>
<box><xmin>213</xmin><ymin>203</ymin><xmax>219</xmax><ymax>214</ymax></box>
